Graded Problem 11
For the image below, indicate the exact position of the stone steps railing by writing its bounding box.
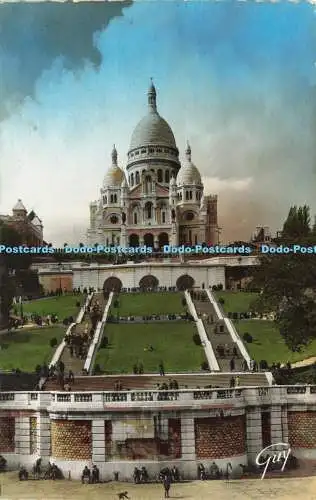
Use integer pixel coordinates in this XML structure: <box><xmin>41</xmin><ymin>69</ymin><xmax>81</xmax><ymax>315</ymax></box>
<box><xmin>184</xmin><ymin>291</ymin><xmax>220</xmax><ymax>371</ymax></box>
<box><xmin>206</xmin><ymin>290</ymin><xmax>252</xmax><ymax>370</ymax></box>
<box><xmin>48</xmin><ymin>292</ymin><xmax>94</xmax><ymax>370</ymax></box>
<box><xmin>84</xmin><ymin>292</ymin><xmax>114</xmax><ymax>374</ymax></box>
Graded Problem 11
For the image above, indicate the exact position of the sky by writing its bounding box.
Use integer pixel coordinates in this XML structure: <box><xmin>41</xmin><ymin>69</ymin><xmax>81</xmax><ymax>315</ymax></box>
<box><xmin>0</xmin><ymin>1</ymin><xmax>315</xmax><ymax>245</ymax></box>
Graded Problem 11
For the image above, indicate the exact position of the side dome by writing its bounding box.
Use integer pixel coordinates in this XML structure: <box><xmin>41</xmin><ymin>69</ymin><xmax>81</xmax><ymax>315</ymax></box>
<box><xmin>129</xmin><ymin>82</ymin><xmax>177</xmax><ymax>150</ymax></box>
<box><xmin>177</xmin><ymin>143</ymin><xmax>202</xmax><ymax>185</ymax></box>
<box><xmin>103</xmin><ymin>145</ymin><xmax>125</xmax><ymax>187</ymax></box>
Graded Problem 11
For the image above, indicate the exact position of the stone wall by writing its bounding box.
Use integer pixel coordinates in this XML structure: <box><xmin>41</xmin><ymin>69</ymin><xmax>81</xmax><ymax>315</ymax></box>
<box><xmin>288</xmin><ymin>411</ymin><xmax>316</xmax><ymax>448</ymax></box>
<box><xmin>51</xmin><ymin>420</ymin><xmax>92</xmax><ymax>460</ymax></box>
<box><xmin>261</xmin><ymin>411</ymin><xmax>271</xmax><ymax>448</ymax></box>
<box><xmin>39</xmin><ymin>273</ymin><xmax>73</xmax><ymax>293</ymax></box>
<box><xmin>195</xmin><ymin>416</ymin><xmax>246</xmax><ymax>459</ymax></box>
<box><xmin>0</xmin><ymin>417</ymin><xmax>15</xmax><ymax>453</ymax></box>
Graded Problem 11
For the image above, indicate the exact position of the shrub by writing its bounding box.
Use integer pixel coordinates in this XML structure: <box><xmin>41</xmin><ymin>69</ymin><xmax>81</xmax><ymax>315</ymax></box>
<box><xmin>182</xmin><ymin>298</ymin><xmax>187</xmax><ymax>306</ymax></box>
<box><xmin>94</xmin><ymin>364</ymin><xmax>102</xmax><ymax>374</ymax></box>
<box><xmin>193</xmin><ymin>334</ymin><xmax>201</xmax><ymax>345</ymax></box>
<box><xmin>113</xmin><ymin>300</ymin><xmax>119</xmax><ymax>308</ymax></box>
<box><xmin>201</xmin><ymin>361</ymin><xmax>209</xmax><ymax>371</ymax></box>
<box><xmin>35</xmin><ymin>365</ymin><xmax>42</xmax><ymax>374</ymax></box>
<box><xmin>50</xmin><ymin>337</ymin><xmax>58</xmax><ymax>348</ymax></box>
<box><xmin>100</xmin><ymin>336</ymin><xmax>108</xmax><ymax>348</ymax></box>
<box><xmin>218</xmin><ymin>297</ymin><xmax>225</xmax><ymax>305</ymax></box>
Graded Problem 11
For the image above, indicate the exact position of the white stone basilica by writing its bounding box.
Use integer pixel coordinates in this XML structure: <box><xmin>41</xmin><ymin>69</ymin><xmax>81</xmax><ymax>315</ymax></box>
<box><xmin>87</xmin><ymin>83</ymin><xmax>219</xmax><ymax>248</ymax></box>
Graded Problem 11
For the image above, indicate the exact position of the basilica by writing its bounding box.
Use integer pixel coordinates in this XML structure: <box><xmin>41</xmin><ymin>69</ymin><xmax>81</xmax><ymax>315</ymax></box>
<box><xmin>87</xmin><ymin>83</ymin><xmax>219</xmax><ymax>248</ymax></box>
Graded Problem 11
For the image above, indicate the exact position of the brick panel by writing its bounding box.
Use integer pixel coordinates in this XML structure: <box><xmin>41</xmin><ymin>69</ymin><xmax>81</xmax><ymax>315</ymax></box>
<box><xmin>0</xmin><ymin>417</ymin><xmax>15</xmax><ymax>452</ymax></box>
<box><xmin>195</xmin><ymin>416</ymin><xmax>246</xmax><ymax>459</ymax></box>
<box><xmin>105</xmin><ymin>420</ymin><xmax>112</xmax><ymax>458</ymax></box>
<box><xmin>30</xmin><ymin>417</ymin><xmax>37</xmax><ymax>454</ymax></box>
<box><xmin>288</xmin><ymin>411</ymin><xmax>316</xmax><ymax>448</ymax></box>
<box><xmin>168</xmin><ymin>418</ymin><xmax>182</xmax><ymax>459</ymax></box>
<box><xmin>261</xmin><ymin>412</ymin><xmax>271</xmax><ymax>448</ymax></box>
<box><xmin>51</xmin><ymin>420</ymin><xmax>91</xmax><ymax>459</ymax></box>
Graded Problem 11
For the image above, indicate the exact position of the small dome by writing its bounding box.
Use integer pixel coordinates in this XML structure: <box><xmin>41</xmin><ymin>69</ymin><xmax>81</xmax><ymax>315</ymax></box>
<box><xmin>176</xmin><ymin>143</ymin><xmax>202</xmax><ymax>186</ymax></box>
<box><xmin>13</xmin><ymin>199</ymin><xmax>27</xmax><ymax>211</ymax></box>
<box><xmin>129</xmin><ymin>83</ymin><xmax>177</xmax><ymax>150</ymax></box>
<box><xmin>103</xmin><ymin>145</ymin><xmax>125</xmax><ymax>187</ymax></box>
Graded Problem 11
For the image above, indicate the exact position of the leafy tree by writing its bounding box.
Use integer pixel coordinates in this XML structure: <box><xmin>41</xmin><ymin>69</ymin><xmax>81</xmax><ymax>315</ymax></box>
<box><xmin>0</xmin><ymin>222</ymin><xmax>33</xmax><ymax>327</ymax></box>
<box><xmin>250</xmin><ymin>205</ymin><xmax>316</xmax><ymax>350</ymax></box>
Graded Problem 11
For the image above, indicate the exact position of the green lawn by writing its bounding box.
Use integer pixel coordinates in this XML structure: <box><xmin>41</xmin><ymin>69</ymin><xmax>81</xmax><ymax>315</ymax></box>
<box><xmin>0</xmin><ymin>327</ymin><xmax>65</xmax><ymax>371</ymax></box>
<box><xmin>236</xmin><ymin>320</ymin><xmax>316</xmax><ymax>364</ymax></box>
<box><xmin>94</xmin><ymin>322</ymin><xmax>205</xmax><ymax>373</ymax></box>
<box><xmin>110</xmin><ymin>293</ymin><xmax>186</xmax><ymax>316</ymax></box>
<box><xmin>18</xmin><ymin>295</ymin><xmax>83</xmax><ymax>319</ymax></box>
<box><xmin>214</xmin><ymin>291</ymin><xmax>258</xmax><ymax>313</ymax></box>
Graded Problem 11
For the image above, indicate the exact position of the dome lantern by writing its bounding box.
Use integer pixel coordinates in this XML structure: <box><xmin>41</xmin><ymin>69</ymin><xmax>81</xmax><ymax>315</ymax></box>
<box><xmin>148</xmin><ymin>78</ymin><xmax>157</xmax><ymax>113</ymax></box>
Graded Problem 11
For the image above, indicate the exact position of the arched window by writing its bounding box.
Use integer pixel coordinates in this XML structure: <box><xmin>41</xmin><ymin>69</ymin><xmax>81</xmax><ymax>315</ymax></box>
<box><xmin>145</xmin><ymin>202</ymin><xmax>152</xmax><ymax>219</ymax></box>
<box><xmin>162</xmin><ymin>211</ymin><xmax>166</xmax><ymax>223</ymax></box>
<box><xmin>145</xmin><ymin>175</ymin><xmax>152</xmax><ymax>194</ymax></box>
<box><xmin>134</xmin><ymin>212</ymin><xmax>138</xmax><ymax>224</ymax></box>
<box><xmin>136</xmin><ymin>171</ymin><xmax>140</xmax><ymax>184</ymax></box>
<box><xmin>185</xmin><ymin>191</ymin><xmax>189</xmax><ymax>201</ymax></box>
<box><xmin>113</xmin><ymin>194</ymin><xmax>117</xmax><ymax>203</ymax></box>
<box><xmin>103</xmin><ymin>195</ymin><xmax>107</xmax><ymax>204</ymax></box>
<box><xmin>110</xmin><ymin>194</ymin><xmax>113</xmax><ymax>203</ymax></box>
<box><xmin>131</xmin><ymin>173</ymin><xmax>134</xmax><ymax>186</ymax></box>
<box><xmin>189</xmin><ymin>191</ymin><xmax>193</xmax><ymax>200</ymax></box>
<box><xmin>165</xmin><ymin>170</ymin><xmax>170</xmax><ymax>183</ymax></box>
<box><xmin>157</xmin><ymin>169</ymin><xmax>163</xmax><ymax>182</ymax></box>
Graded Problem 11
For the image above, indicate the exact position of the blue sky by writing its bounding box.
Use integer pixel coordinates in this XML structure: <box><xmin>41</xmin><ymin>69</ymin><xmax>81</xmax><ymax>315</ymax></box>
<box><xmin>0</xmin><ymin>1</ymin><xmax>315</xmax><ymax>244</ymax></box>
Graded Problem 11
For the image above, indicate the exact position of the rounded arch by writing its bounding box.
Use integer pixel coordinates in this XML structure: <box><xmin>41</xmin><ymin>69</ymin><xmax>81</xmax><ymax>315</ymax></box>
<box><xmin>144</xmin><ymin>233</ymin><xmax>154</xmax><ymax>247</ymax></box>
<box><xmin>103</xmin><ymin>277</ymin><xmax>122</xmax><ymax>294</ymax></box>
<box><xmin>176</xmin><ymin>274</ymin><xmax>195</xmax><ymax>291</ymax></box>
<box><xmin>129</xmin><ymin>234</ymin><xmax>139</xmax><ymax>247</ymax></box>
<box><xmin>139</xmin><ymin>274</ymin><xmax>159</xmax><ymax>290</ymax></box>
<box><xmin>158</xmin><ymin>232</ymin><xmax>169</xmax><ymax>248</ymax></box>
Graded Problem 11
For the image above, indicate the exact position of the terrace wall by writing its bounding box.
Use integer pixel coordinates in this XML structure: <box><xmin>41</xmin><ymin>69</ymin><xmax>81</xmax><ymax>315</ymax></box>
<box><xmin>2</xmin><ymin>385</ymin><xmax>316</xmax><ymax>479</ymax></box>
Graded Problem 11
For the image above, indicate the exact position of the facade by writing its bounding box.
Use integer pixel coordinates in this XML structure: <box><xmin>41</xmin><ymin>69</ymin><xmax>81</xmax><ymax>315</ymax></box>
<box><xmin>0</xmin><ymin>199</ymin><xmax>44</xmax><ymax>246</ymax></box>
<box><xmin>87</xmin><ymin>83</ymin><xmax>219</xmax><ymax>248</ymax></box>
<box><xmin>0</xmin><ymin>385</ymin><xmax>314</xmax><ymax>479</ymax></box>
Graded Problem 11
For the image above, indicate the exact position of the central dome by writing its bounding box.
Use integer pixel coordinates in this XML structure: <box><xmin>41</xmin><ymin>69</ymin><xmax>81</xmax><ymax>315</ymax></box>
<box><xmin>129</xmin><ymin>82</ymin><xmax>177</xmax><ymax>150</ymax></box>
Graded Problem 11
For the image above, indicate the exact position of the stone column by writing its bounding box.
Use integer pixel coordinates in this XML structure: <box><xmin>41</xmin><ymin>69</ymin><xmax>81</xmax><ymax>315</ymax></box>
<box><xmin>281</xmin><ymin>406</ymin><xmax>289</xmax><ymax>443</ymax></box>
<box><xmin>37</xmin><ymin>413</ymin><xmax>51</xmax><ymax>460</ymax></box>
<box><xmin>181</xmin><ymin>415</ymin><xmax>195</xmax><ymax>460</ymax></box>
<box><xmin>92</xmin><ymin>420</ymin><xmax>105</xmax><ymax>463</ymax></box>
<box><xmin>15</xmin><ymin>416</ymin><xmax>30</xmax><ymax>455</ymax></box>
<box><xmin>246</xmin><ymin>408</ymin><xmax>263</xmax><ymax>463</ymax></box>
<box><xmin>270</xmin><ymin>405</ymin><xmax>284</xmax><ymax>446</ymax></box>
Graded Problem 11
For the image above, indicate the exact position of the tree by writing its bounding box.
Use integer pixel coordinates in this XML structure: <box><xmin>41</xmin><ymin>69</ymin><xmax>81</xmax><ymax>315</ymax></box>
<box><xmin>250</xmin><ymin>205</ymin><xmax>316</xmax><ymax>350</ymax></box>
<box><xmin>0</xmin><ymin>222</ymin><xmax>33</xmax><ymax>327</ymax></box>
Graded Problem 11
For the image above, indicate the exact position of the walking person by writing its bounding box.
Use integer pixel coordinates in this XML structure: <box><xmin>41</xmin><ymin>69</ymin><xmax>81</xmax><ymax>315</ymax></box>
<box><xmin>163</xmin><ymin>473</ymin><xmax>171</xmax><ymax>498</ymax></box>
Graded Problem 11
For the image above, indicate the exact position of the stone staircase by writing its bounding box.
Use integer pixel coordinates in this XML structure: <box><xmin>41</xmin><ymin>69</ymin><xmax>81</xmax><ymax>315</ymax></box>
<box><xmin>192</xmin><ymin>291</ymin><xmax>244</xmax><ymax>372</ymax></box>
<box><xmin>58</xmin><ymin>293</ymin><xmax>106</xmax><ymax>375</ymax></box>
<box><xmin>44</xmin><ymin>372</ymin><xmax>268</xmax><ymax>391</ymax></box>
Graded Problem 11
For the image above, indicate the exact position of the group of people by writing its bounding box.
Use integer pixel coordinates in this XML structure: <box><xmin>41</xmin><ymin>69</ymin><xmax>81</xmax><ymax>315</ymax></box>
<box><xmin>198</xmin><ymin>462</ymin><xmax>221</xmax><ymax>480</ymax></box>
<box><xmin>81</xmin><ymin>465</ymin><xmax>100</xmax><ymax>484</ymax></box>
<box><xmin>216</xmin><ymin>343</ymin><xmax>239</xmax><ymax>359</ymax></box>
<box><xmin>46</xmin><ymin>361</ymin><xmax>75</xmax><ymax>390</ymax></box>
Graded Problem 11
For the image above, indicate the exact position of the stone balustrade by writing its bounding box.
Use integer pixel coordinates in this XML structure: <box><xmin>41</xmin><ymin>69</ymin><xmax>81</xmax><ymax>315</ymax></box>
<box><xmin>1</xmin><ymin>385</ymin><xmax>316</xmax><ymax>412</ymax></box>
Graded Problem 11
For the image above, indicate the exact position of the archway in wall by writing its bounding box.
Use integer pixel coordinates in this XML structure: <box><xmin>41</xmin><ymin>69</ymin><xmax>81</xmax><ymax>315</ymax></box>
<box><xmin>103</xmin><ymin>277</ymin><xmax>123</xmax><ymax>295</ymax></box>
<box><xmin>129</xmin><ymin>234</ymin><xmax>139</xmax><ymax>247</ymax></box>
<box><xmin>158</xmin><ymin>232</ymin><xmax>169</xmax><ymax>248</ymax></box>
<box><xmin>139</xmin><ymin>275</ymin><xmax>159</xmax><ymax>291</ymax></box>
<box><xmin>176</xmin><ymin>274</ymin><xmax>195</xmax><ymax>291</ymax></box>
<box><xmin>144</xmin><ymin>233</ymin><xmax>154</xmax><ymax>247</ymax></box>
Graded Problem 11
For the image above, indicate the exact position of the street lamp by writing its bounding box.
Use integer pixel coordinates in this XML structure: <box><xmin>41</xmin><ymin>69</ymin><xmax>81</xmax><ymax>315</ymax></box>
<box><xmin>58</xmin><ymin>262</ymin><xmax>62</xmax><ymax>294</ymax></box>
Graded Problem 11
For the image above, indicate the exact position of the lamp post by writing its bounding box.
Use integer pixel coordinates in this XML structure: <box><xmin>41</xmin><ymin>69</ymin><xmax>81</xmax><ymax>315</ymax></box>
<box><xmin>58</xmin><ymin>262</ymin><xmax>62</xmax><ymax>294</ymax></box>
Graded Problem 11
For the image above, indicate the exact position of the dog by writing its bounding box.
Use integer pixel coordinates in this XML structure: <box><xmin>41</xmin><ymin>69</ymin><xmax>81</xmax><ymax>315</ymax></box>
<box><xmin>117</xmin><ymin>492</ymin><xmax>130</xmax><ymax>499</ymax></box>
